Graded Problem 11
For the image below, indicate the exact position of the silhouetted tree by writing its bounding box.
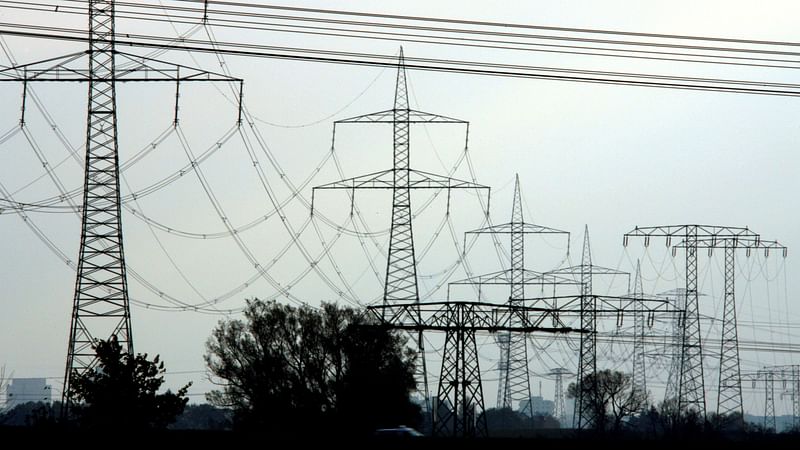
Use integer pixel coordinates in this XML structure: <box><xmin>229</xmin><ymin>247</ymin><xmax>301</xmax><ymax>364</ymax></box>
<box><xmin>170</xmin><ymin>404</ymin><xmax>232</xmax><ymax>430</ymax></box>
<box><xmin>205</xmin><ymin>299</ymin><xmax>419</xmax><ymax>435</ymax></box>
<box><xmin>0</xmin><ymin>401</ymin><xmax>58</xmax><ymax>427</ymax></box>
<box><xmin>567</xmin><ymin>369</ymin><xmax>647</xmax><ymax>432</ymax></box>
<box><xmin>69</xmin><ymin>336</ymin><xmax>190</xmax><ymax>430</ymax></box>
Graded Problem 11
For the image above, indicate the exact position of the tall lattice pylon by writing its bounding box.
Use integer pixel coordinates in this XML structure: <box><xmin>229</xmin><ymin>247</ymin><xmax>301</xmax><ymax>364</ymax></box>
<box><xmin>632</xmin><ymin>260</ymin><xmax>647</xmax><ymax>398</ymax></box>
<box><xmin>453</xmin><ymin>175</ymin><xmax>572</xmax><ymax>416</ymax></box>
<box><xmin>313</xmin><ymin>48</ymin><xmax>489</xmax><ymax>413</ymax></box>
<box><xmin>64</xmin><ymin>0</ymin><xmax>132</xmax><ymax>404</ymax></box>
<box><xmin>435</xmin><ymin>303</ymin><xmax>488</xmax><ymax>437</ymax></box>
<box><xmin>14</xmin><ymin>0</ymin><xmax>244</xmax><ymax>411</ymax></box>
<box><xmin>624</xmin><ymin>225</ymin><xmax>763</xmax><ymax>420</ymax></box>
<box><xmin>718</xmin><ymin>241</ymin><xmax>741</xmax><ymax>418</ymax></box>
<box><xmin>550</xmin><ymin>368</ymin><xmax>570</xmax><ymax>426</ymax></box>
<box><xmin>550</xmin><ymin>227</ymin><xmax>627</xmax><ymax>429</ymax></box>
<box><xmin>660</xmin><ymin>288</ymin><xmax>687</xmax><ymax>404</ymax></box>
<box><xmin>764</xmin><ymin>370</ymin><xmax>776</xmax><ymax>431</ymax></box>
<box><xmin>576</xmin><ymin>227</ymin><xmax>595</xmax><ymax>428</ymax></box>
<box><xmin>671</xmin><ymin>236</ymin><xmax>786</xmax><ymax>419</ymax></box>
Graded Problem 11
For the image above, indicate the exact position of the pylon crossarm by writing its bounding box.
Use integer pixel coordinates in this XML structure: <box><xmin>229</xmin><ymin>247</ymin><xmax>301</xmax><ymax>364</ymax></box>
<box><xmin>367</xmin><ymin>301</ymin><xmax>578</xmax><ymax>333</ymax></box>
<box><xmin>623</xmin><ymin>224</ymin><xmax>759</xmax><ymax>247</ymax></box>
<box><xmin>514</xmin><ymin>294</ymin><xmax>678</xmax><ymax>316</ymax></box>
<box><xmin>0</xmin><ymin>51</ymin><xmax>241</xmax><ymax>82</ymax></box>
<box><xmin>336</xmin><ymin>108</ymin><xmax>466</xmax><ymax>124</ymax></box>
<box><xmin>368</xmin><ymin>297</ymin><xmax>679</xmax><ymax>331</ymax></box>
<box><xmin>466</xmin><ymin>222</ymin><xmax>569</xmax><ymax>235</ymax></box>
<box><xmin>313</xmin><ymin>169</ymin><xmax>395</xmax><ymax>191</ymax></box>
<box><xmin>448</xmin><ymin>268</ymin><xmax>579</xmax><ymax>287</ymax></box>
<box><xmin>313</xmin><ymin>168</ymin><xmax>488</xmax><ymax>191</ymax></box>
<box><xmin>546</xmin><ymin>264</ymin><xmax>628</xmax><ymax>277</ymax></box>
<box><xmin>673</xmin><ymin>237</ymin><xmax>787</xmax><ymax>257</ymax></box>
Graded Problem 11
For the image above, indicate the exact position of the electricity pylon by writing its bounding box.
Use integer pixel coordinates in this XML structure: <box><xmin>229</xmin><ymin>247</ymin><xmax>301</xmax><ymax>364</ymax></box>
<box><xmin>624</xmin><ymin>225</ymin><xmax>762</xmax><ymax>419</ymax></box>
<box><xmin>313</xmin><ymin>48</ymin><xmax>489</xmax><ymax>411</ymax></box>
<box><xmin>546</xmin><ymin>226</ymin><xmax>627</xmax><ymax>429</ymax></box>
<box><xmin>453</xmin><ymin>175</ymin><xmax>571</xmax><ymax>417</ymax></box>
<box><xmin>550</xmin><ymin>368</ymin><xmax>571</xmax><ymax>426</ymax></box>
<box><xmin>672</xmin><ymin>236</ymin><xmax>787</xmax><ymax>419</ymax></box>
<box><xmin>0</xmin><ymin>0</ymin><xmax>242</xmax><ymax>411</ymax></box>
<box><xmin>632</xmin><ymin>260</ymin><xmax>647</xmax><ymax>398</ymax></box>
<box><xmin>368</xmin><ymin>293</ymin><xmax>669</xmax><ymax>436</ymax></box>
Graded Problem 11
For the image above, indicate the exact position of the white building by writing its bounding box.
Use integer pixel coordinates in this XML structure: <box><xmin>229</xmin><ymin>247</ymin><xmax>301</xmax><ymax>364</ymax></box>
<box><xmin>518</xmin><ymin>395</ymin><xmax>554</xmax><ymax>417</ymax></box>
<box><xmin>6</xmin><ymin>378</ymin><xmax>51</xmax><ymax>408</ymax></box>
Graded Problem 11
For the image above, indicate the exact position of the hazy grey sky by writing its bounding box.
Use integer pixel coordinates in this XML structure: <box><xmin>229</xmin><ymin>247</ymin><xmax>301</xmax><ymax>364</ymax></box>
<box><xmin>0</xmin><ymin>1</ymin><xmax>797</xmax><ymax>417</ymax></box>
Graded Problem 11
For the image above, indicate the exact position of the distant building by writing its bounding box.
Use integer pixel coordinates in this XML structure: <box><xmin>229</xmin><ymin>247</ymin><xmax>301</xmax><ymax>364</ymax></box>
<box><xmin>518</xmin><ymin>395</ymin><xmax>554</xmax><ymax>417</ymax></box>
<box><xmin>6</xmin><ymin>378</ymin><xmax>51</xmax><ymax>409</ymax></box>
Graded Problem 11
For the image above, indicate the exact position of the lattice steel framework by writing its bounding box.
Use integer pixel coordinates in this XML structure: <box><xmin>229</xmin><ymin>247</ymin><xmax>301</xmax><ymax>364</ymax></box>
<box><xmin>624</xmin><ymin>225</ymin><xmax>760</xmax><ymax>420</ymax></box>
<box><xmin>764</xmin><ymin>370</ymin><xmax>776</xmax><ymax>431</ymax></box>
<box><xmin>546</xmin><ymin>227</ymin><xmax>627</xmax><ymax>430</ymax></box>
<box><xmin>673</xmin><ymin>236</ymin><xmax>786</xmax><ymax>419</ymax></box>
<box><xmin>64</xmin><ymin>0</ymin><xmax>132</xmax><ymax>402</ymax></box>
<box><xmin>550</xmin><ymin>368</ymin><xmax>570</xmax><ymax>426</ymax></box>
<box><xmin>313</xmin><ymin>48</ymin><xmax>489</xmax><ymax>412</ymax></box>
<box><xmin>660</xmin><ymin>288</ymin><xmax>688</xmax><ymax>404</ymax></box>
<box><xmin>456</xmin><ymin>175</ymin><xmax>570</xmax><ymax>415</ymax></box>
<box><xmin>437</xmin><ymin>303</ymin><xmax>487</xmax><ymax>437</ymax></box>
<box><xmin>745</xmin><ymin>365</ymin><xmax>800</xmax><ymax>431</ymax></box>
<box><xmin>368</xmin><ymin>296</ymin><xmax>675</xmax><ymax>437</ymax></box>
<box><xmin>0</xmin><ymin>2</ymin><xmax>241</xmax><ymax>410</ymax></box>
<box><xmin>632</xmin><ymin>260</ymin><xmax>647</xmax><ymax>399</ymax></box>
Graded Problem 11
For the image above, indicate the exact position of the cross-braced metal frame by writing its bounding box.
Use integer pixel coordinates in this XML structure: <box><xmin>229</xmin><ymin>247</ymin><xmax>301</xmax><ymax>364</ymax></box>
<box><xmin>368</xmin><ymin>296</ymin><xmax>677</xmax><ymax>437</ymax></box>
<box><xmin>624</xmin><ymin>225</ymin><xmax>762</xmax><ymax>420</ymax></box>
<box><xmin>673</xmin><ymin>236</ymin><xmax>787</xmax><ymax>419</ymax></box>
<box><xmin>0</xmin><ymin>0</ymin><xmax>242</xmax><ymax>412</ymax></box>
<box><xmin>313</xmin><ymin>48</ymin><xmax>489</xmax><ymax>411</ymax></box>
<box><xmin>545</xmin><ymin>226</ymin><xmax>628</xmax><ymax>430</ymax></box>
<box><xmin>455</xmin><ymin>175</ymin><xmax>570</xmax><ymax>416</ymax></box>
<box><xmin>632</xmin><ymin>260</ymin><xmax>647</xmax><ymax>399</ymax></box>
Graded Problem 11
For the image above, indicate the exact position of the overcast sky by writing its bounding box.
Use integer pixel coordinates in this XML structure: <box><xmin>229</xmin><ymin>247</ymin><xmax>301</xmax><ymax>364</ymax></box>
<box><xmin>0</xmin><ymin>1</ymin><xmax>798</xmax><ymax>419</ymax></box>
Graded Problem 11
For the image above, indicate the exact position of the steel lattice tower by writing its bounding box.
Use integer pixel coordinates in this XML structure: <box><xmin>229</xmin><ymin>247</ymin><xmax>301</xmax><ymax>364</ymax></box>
<box><xmin>632</xmin><ymin>260</ymin><xmax>647</xmax><ymax>397</ymax></box>
<box><xmin>313</xmin><ymin>48</ymin><xmax>489</xmax><ymax>413</ymax></box>
<box><xmin>553</xmin><ymin>227</ymin><xmax>626</xmax><ymax>429</ymax></box>
<box><xmin>679</xmin><ymin>226</ymin><xmax>705</xmax><ymax>417</ymax></box>
<box><xmin>550</xmin><ymin>368</ymin><xmax>570</xmax><ymax>426</ymax></box>
<box><xmin>386</xmin><ymin>48</ymin><xmax>415</xmax><ymax>306</ymax></box>
<box><xmin>435</xmin><ymin>303</ymin><xmax>488</xmax><ymax>437</ymax></box>
<box><xmin>764</xmin><ymin>370</ymin><xmax>776</xmax><ymax>430</ymax></box>
<box><xmin>0</xmin><ymin>0</ymin><xmax>247</xmax><ymax>410</ymax></box>
<box><xmin>661</xmin><ymin>288</ymin><xmax>687</xmax><ymax>404</ymax></box>
<box><xmin>745</xmin><ymin>365</ymin><xmax>799</xmax><ymax>431</ymax></box>
<box><xmin>499</xmin><ymin>175</ymin><xmax>542</xmax><ymax>415</ymax></box>
<box><xmin>718</xmin><ymin>241</ymin><xmax>741</xmax><ymax>417</ymax></box>
<box><xmin>672</xmin><ymin>236</ymin><xmax>786</xmax><ymax>418</ymax></box>
<box><xmin>64</xmin><ymin>0</ymin><xmax>132</xmax><ymax>402</ymax></box>
<box><xmin>454</xmin><ymin>175</ymin><xmax>571</xmax><ymax>415</ymax></box>
<box><xmin>577</xmin><ymin>227</ymin><xmax>595</xmax><ymax>429</ymax></box>
<box><xmin>795</xmin><ymin>366</ymin><xmax>800</xmax><ymax>429</ymax></box>
<box><xmin>624</xmin><ymin>225</ymin><xmax>764</xmax><ymax>420</ymax></box>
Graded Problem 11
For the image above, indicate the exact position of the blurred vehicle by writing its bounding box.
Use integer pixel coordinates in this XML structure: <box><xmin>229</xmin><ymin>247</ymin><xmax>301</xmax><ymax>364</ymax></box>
<box><xmin>373</xmin><ymin>425</ymin><xmax>424</xmax><ymax>437</ymax></box>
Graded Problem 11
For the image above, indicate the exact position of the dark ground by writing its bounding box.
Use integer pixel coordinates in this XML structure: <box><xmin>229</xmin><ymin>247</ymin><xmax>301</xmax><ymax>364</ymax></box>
<box><xmin>3</xmin><ymin>428</ymin><xmax>800</xmax><ymax>450</ymax></box>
